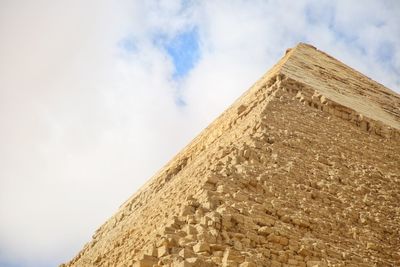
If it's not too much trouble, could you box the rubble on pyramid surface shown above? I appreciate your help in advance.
[62,43,400,267]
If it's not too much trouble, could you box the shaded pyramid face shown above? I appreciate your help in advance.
[63,43,400,267]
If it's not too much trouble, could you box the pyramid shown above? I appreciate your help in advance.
[62,43,400,267]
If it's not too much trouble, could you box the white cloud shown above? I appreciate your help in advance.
[0,1,399,266]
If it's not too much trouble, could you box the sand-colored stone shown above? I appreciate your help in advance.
[61,43,400,267]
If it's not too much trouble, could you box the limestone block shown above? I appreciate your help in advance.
[200,216,211,226]
[179,248,195,258]
[203,197,220,210]
[163,226,177,234]
[157,236,177,248]
[254,216,275,226]
[210,244,225,252]
[231,213,246,224]
[306,260,327,267]
[279,236,289,246]
[92,255,101,264]
[288,241,300,252]
[233,191,248,202]
[267,233,282,244]
[291,217,310,228]
[193,241,210,253]
[181,205,195,216]
[258,226,272,236]
[157,245,170,257]
[270,260,282,267]
[186,257,207,267]
[366,242,380,251]
[239,262,256,267]
[298,246,312,257]
[260,248,270,257]
[326,248,342,259]
[184,224,197,235]
[205,175,219,185]
[277,253,288,263]
[222,248,245,265]
[208,211,222,223]
[320,95,327,104]
[134,255,157,267]
[222,260,239,267]
[233,239,242,250]
[217,185,228,194]
[146,245,158,257]
[237,105,247,115]
[211,255,222,265]
[246,231,259,243]
[174,259,193,267]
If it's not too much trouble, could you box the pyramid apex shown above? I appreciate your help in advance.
[283,42,317,55]
[295,42,318,49]
[274,42,400,131]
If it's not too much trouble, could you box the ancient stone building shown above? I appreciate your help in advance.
[62,43,400,267]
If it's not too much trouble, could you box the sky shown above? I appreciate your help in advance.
[0,1,399,266]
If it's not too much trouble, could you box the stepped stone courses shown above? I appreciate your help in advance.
[62,43,400,267]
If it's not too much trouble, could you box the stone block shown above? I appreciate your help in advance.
[175,259,193,267]
[222,248,244,265]
[157,245,169,257]
[134,255,157,267]
[179,247,195,258]
[258,226,272,236]
[254,216,275,227]
[206,175,219,185]
[181,205,195,216]
[267,233,281,244]
[298,246,312,257]
[306,261,327,267]
[279,236,289,246]
[239,262,256,267]
[193,241,210,253]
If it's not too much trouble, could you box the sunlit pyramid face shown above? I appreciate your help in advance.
[62,43,400,267]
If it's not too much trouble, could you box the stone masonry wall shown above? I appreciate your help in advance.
[63,44,400,267]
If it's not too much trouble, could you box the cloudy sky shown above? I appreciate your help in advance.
[0,1,399,266]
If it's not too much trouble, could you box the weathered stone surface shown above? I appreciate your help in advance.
[62,43,400,267]
[134,255,157,267]
[193,241,210,253]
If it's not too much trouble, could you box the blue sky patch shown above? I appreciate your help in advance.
[376,42,394,63]
[305,3,335,28]
[118,37,137,53]
[0,260,27,267]
[375,42,399,76]
[164,28,200,78]
[174,95,187,107]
